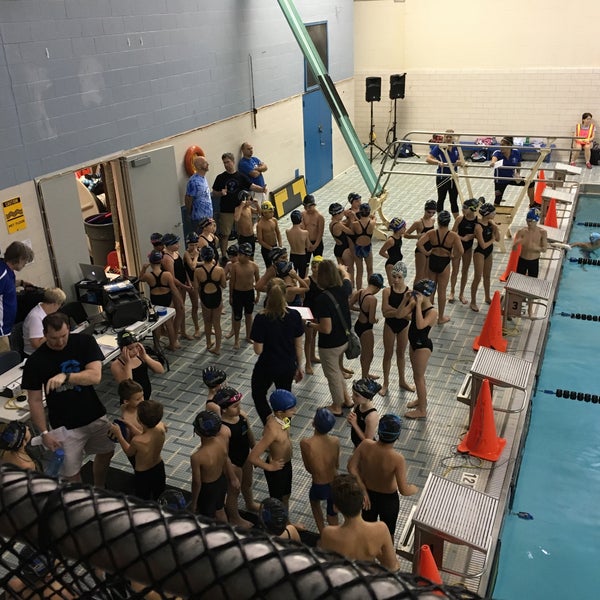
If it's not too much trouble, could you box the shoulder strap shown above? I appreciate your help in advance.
[324,290,350,333]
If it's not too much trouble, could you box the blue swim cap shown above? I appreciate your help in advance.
[202,366,226,388]
[290,210,303,224]
[413,279,436,297]
[352,378,382,400]
[314,408,336,434]
[238,243,253,256]
[590,233,600,243]
[269,389,297,412]
[193,410,221,437]
[259,498,288,535]
[200,246,215,261]
[378,414,402,443]
[368,273,385,288]
[148,250,163,264]
[389,217,406,232]
[526,208,540,222]
[226,244,239,257]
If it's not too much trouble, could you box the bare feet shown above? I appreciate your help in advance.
[229,517,253,529]
[194,330,203,339]
[305,365,314,375]
[341,367,354,375]
[180,332,194,340]
[405,409,427,419]
[245,337,253,344]
[225,330,235,339]
[448,293,455,304]
[378,385,388,396]
[311,356,321,364]
[206,341,214,350]
[406,400,419,409]
[400,381,416,392]
[460,296,468,305]
[470,303,479,312]
[208,346,221,355]
[233,340,240,350]
[367,373,380,380]
[166,343,180,351]
[485,297,492,305]
[438,316,451,324]
[245,501,261,513]
[325,405,344,417]
[343,371,353,380]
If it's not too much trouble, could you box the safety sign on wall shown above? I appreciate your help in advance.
[3,197,26,233]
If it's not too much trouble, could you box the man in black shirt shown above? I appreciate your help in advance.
[22,312,114,486]
[212,152,267,259]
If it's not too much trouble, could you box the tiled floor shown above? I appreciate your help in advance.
[96,154,597,592]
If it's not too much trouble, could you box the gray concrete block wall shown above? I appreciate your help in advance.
[0,0,354,189]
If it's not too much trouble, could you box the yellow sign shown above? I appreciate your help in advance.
[3,197,26,233]
[270,176,307,219]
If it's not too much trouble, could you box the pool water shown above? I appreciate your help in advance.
[493,196,600,599]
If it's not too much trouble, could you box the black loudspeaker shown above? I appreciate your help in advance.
[365,77,382,102]
[390,73,406,99]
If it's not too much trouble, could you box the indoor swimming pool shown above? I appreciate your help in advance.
[493,195,600,599]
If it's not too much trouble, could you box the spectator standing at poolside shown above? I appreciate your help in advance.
[426,129,462,217]
[490,136,535,207]
[239,142,268,201]
[184,156,212,231]
[0,241,34,352]
[23,312,114,486]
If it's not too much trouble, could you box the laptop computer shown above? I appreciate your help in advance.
[79,263,109,284]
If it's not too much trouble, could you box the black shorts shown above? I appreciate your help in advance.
[197,473,227,518]
[134,461,166,501]
[232,289,255,321]
[264,460,292,500]
[516,256,539,278]
[290,253,308,278]
[494,179,535,204]
[362,488,400,538]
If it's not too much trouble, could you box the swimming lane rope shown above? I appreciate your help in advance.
[542,389,600,402]
[568,257,600,265]
[558,312,600,321]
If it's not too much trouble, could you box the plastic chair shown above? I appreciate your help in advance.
[106,250,121,274]
[0,350,22,375]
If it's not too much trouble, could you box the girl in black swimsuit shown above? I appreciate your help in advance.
[140,250,180,350]
[183,232,202,338]
[379,217,406,285]
[471,203,500,312]
[197,217,220,264]
[347,378,381,447]
[193,246,226,355]
[329,202,355,288]
[450,198,480,305]
[381,261,414,396]
[406,279,438,420]
[350,273,384,379]
[405,200,437,284]
[351,203,376,291]
[417,211,463,324]
[162,233,192,340]
[302,257,322,374]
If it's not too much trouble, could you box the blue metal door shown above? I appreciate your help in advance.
[303,89,332,193]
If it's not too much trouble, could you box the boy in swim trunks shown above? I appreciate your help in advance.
[286,209,310,278]
[319,474,400,572]
[248,389,297,510]
[301,195,325,263]
[513,208,548,278]
[190,409,236,522]
[111,399,167,501]
[256,201,282,268]
[347,414,418,539]
[229,242,260,349]
[300,408,340,533]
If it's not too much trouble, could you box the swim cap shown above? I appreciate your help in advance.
[0,421,27,451]
[438,211,451,226]
[463,198,479,211]
[193,410,221,437]
[378,414,402,443]
[479,203,496,217]
[526,208,540,222]
[590,233,600,243]
[148,250,163,264]
[162,233,180,247]
[352,378,382,400]
[158,489,187,512]
[303,194,316,207]
[368,273,385,288]
[238,243,253,256]
[18,546,51,581]
[186,232,199,244]
[200,246,215,261]
[413,279,436,297]
[150,232,164,246]
[425,200,437,212]
[348,192,361,203]
[117,330,137,348]
[269,389,297,412]
[275,261,293,277]
[261,201,274,211]
[388,217,406,232]
[259,498,288,535]
[198,217,214,231]
[359,203,371,217]
[314,408,336,434]
[329,202,344,216]
[202,366,227,388]
[268,247,286,263]
[226,244,239,257]
[213,386,243,408]
[290,210,303,224]
[476,196,486,206]
[311,255,324,264]
[392,261,407,279]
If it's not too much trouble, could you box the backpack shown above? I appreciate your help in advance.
[470,150,487,162]
[396,141,417,159]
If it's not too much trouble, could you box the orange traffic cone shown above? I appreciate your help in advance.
[417,544,443,593]
[473,291,507,352]
[499,240,521,282]
[533,169,545,206]
[458,379,506,461]
[544,197,558,228]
